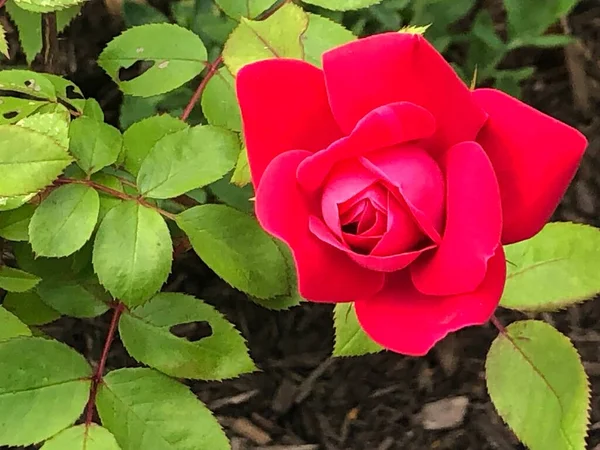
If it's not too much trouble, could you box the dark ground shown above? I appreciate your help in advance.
[3,1,600,449]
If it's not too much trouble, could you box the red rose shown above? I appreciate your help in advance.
[236,33,587,355]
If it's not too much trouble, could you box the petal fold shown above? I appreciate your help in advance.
[355,246,506,356]
[255,150,385,302]
[237,59,343,187]
[473,88,588,244]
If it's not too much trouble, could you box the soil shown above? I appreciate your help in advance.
[3,1,600,449]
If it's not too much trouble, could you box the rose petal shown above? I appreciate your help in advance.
[473,88,588,244]
[371,193,423,256]
[256,150,385,302]
[297,102,436,191]
[410,141,502,296]
[322,33,487,148]
[361,145,445,241]
[309,216,432,272]
[237,59,343,187]
[355,246,506,356]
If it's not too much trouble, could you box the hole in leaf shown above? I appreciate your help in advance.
[118,60,155,82]
[65,85,84,99]
[169,321,212,342]
[24,79,33,88]
[3,111,19,119]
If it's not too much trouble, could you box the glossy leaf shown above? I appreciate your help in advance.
[486,320,589,450]
[36,276,110,318]
[0,203,36,240]
[302,13,356,67]
[201,68,241,132]
[0,69,56,100]
[16,112,70,148]
[0,307,31,341]
[122,114,187,176]
[215,0,275,19]
[41,424,121,450]
[177,204,288,298]
[0,23,8,58]
[120,293,256,379]
[230,147,251,187]
[96,368,230,450]
[0,337,91,446]
[2,291,61,326]
[29,184,99,257]
[0,125,71,197]
[137,125,239,199]
[93,201,172,306]
[333,303,384,357]
[98,23,207,97]
[223,2,308,75]
[0,98,48,125]
[0,266,41,292]
[502,223,600,311]
[69,117,123,174]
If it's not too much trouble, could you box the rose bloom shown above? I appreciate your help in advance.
[236,32,587,355]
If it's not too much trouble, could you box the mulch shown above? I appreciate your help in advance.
[3,1,600,449]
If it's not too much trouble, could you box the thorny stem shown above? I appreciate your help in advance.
[180,0,293,121]
[84,302,125,427]
[54,177,178,221]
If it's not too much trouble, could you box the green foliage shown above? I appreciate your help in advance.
[137,125,239,199]
[0,306,32,340]
[504,0,578,39]
[0,201,36,242]
[119,293,256,379]
[93,201,172,306]
[3,291,61,325]
[486,321,589,450]
[98,23,208,97]
[208,175,254,213]
[0,266,41,292]
[302,13,356,67]
[36,275,110,318]
[333,303,383,357]
[230,147,251,187]
[69,117,123,174]
[0,337,91,446]
[122,114,187,176]
[302,0,383,10]
[223,2,308,75]
[29,184,99,257]
[96,368,230,450]
[177,204,289,298]
[201,68,241,132]
[0,125,72,196]
[215,0,276,19]
[501,223,600,312]
[41,424,121,450]
[13,0,83,14]
[0,70,57,100]
[0,23,8,58]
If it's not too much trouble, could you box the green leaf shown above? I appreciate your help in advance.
[0,69,56,100]
[82,98,104,120]
[508,34,575,50]
[177,204,288,298]
[17,112,70,148]
[13,241,89,281]
[120,293,256,379]
[42,73,85,113]
[223,3,308,75]
[98,23,208,97]
[486,320,589,450]
[123,1,168,27]
[249,242,302,310]
[0,203,36,240]
[137,125,239,199]
[0,193,37,212]
[96,368,230,450]
[69,117,123,174]
[333,303,383,357]
[0,125,72,196]
[36,276,110,318]
[230,147,251,187]
[215,0,275,19]
[0,22,9,58]
[122,114,187,177]
[505,0,578,39]
[13,0,85,14]
[91,173,124,221]
[0,337,92,446]
[29,184,99,257]
[0,98,48,125]
[201,68,241,132]
[302,0,383,10]
[0,266,41,292]
[302,13,356,67]
[501,223,600,312]
[209,176,254,213]
[0,306,31,341]
[2,291,61,325]
[5,3,41,63]
[41,424,121,450]
[93,201,172,307]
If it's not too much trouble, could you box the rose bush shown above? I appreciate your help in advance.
[236,32,587,356]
